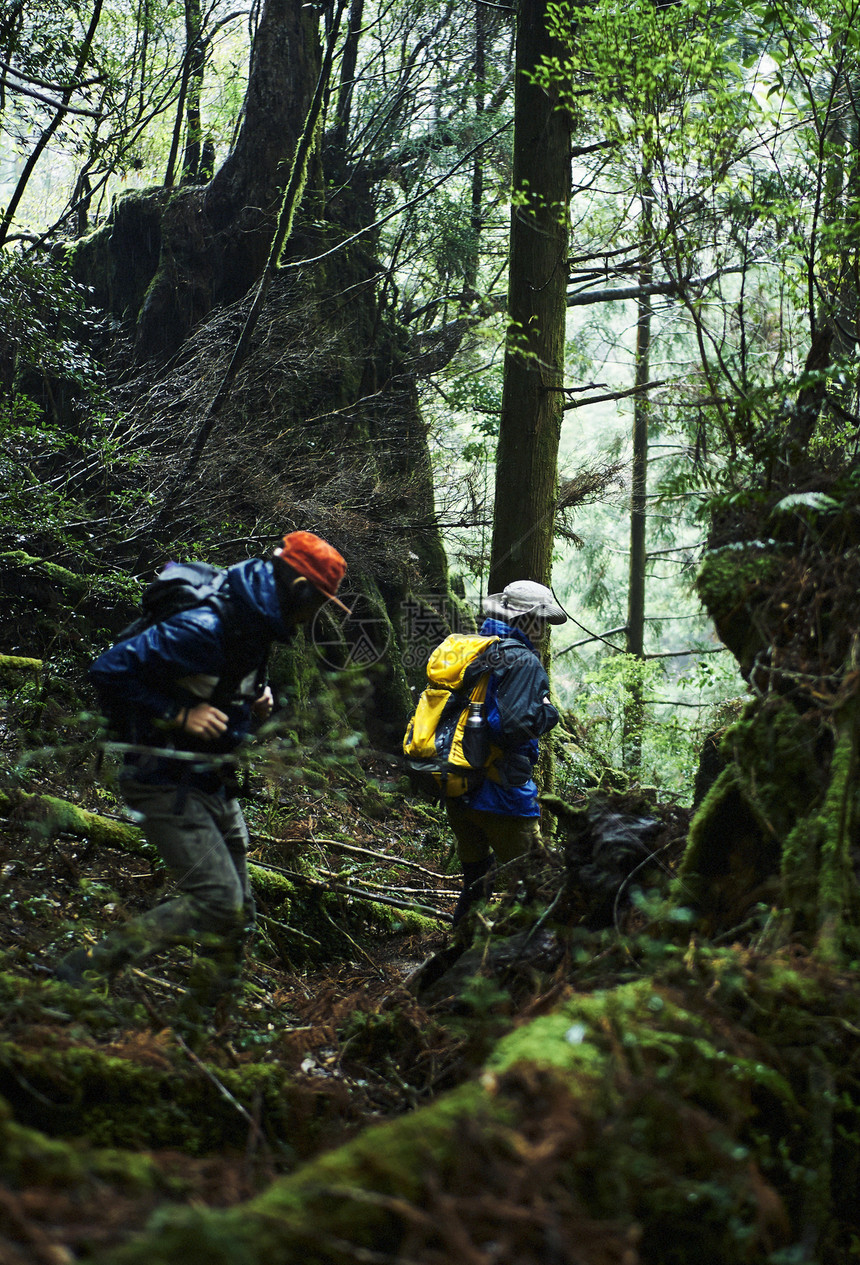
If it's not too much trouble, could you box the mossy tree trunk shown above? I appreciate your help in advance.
[132,0,321,358]
[680,491,860,960]
[488,0,570,595]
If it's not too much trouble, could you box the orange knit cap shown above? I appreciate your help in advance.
[279,532,349,611]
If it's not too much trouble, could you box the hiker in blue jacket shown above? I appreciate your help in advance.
[447,580,566,926]
[56,532,348,1001]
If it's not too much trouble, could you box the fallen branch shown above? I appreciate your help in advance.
[331,877,459,899]
[250,859,449,920]
[0,790,148,851]
[258,913,321,947]
[312,837,448,880]
[321,881,448,921]
[0,655,42,673]
[313,864,457,899]
[0,550,93,594]
[254,832,447,880]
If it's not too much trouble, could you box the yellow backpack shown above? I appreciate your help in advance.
[403,633,506,796]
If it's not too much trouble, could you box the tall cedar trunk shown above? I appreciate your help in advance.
[488,0,570,593]
[180,0,204,183]
[135,0,320,358]
[623,176,653,768]
[203,0,318,234]
[331,0,364,152]
[821,55,859,423]
[465,0,486,297]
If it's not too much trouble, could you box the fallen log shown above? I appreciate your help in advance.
[0,791,148,852]
[0,655,42,674]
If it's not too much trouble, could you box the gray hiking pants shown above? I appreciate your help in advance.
[89,780,255,976]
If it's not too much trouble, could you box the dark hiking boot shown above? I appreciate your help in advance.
[54,947,98,988]
[54,932,136,988]
[451,854,496,927]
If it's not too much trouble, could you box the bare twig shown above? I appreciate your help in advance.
[250,858,451,920]
[310,836,447,879]
[174,1032,269,1151]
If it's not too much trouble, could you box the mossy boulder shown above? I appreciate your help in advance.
[696,542,787,678]
[97,953,860,1265]
[0,1091,167,1192]
[0,1033,299,1155]
[677,693,860,955]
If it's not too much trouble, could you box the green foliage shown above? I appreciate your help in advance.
[560,650,734,797]
[543,0,753,166]
[535,0,860,597]
[0,252,102,395]
[0,0,251,237]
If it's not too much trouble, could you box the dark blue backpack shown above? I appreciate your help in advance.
[117,561,232,642]
[112,561,268,716]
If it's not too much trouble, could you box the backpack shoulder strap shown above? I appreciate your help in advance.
[468,635,524,678]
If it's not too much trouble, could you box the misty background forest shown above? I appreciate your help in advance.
[3,0,860,1260]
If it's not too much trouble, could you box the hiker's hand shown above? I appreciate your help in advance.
[179,704,229,740]
[252,686,273,720]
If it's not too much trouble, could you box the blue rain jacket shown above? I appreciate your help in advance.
[90,557,294,786]
[464,617,560,818]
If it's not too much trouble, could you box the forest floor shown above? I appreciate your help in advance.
[0,740,488,1263]
[5,718,860,1263]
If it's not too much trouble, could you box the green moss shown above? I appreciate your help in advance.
[0,1039,296,1155]
[0,1092,169,1192]
[105,1082,502,1265]
[0,654,42,673]
[809,711,860,959]
[488,979,793,1104]
[675,694,860,947]
[248,864,296,904]
[100,964,826,1265]
[696,542,783,602]
[69,187,167,318]
[0,791,148,852]
[0,550,92,593]
[696,543,786,672]
[725,700,824,836]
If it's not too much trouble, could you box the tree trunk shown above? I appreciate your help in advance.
[134,0,321,358]
[488,0,570,594]
[623,174,653,769]
[465,0,486,297]
[330,0,364,153]
[180,0,205,184]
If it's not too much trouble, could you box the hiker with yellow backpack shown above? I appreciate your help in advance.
[404,580,566,926]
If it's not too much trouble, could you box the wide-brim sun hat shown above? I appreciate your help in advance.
[481,580,567,625]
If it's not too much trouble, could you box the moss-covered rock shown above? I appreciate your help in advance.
[677,693,860,955]
[696,542,787,678]
[96,949,860,1265]
[0,1090,169,1192]
[0,1035,299,1155]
